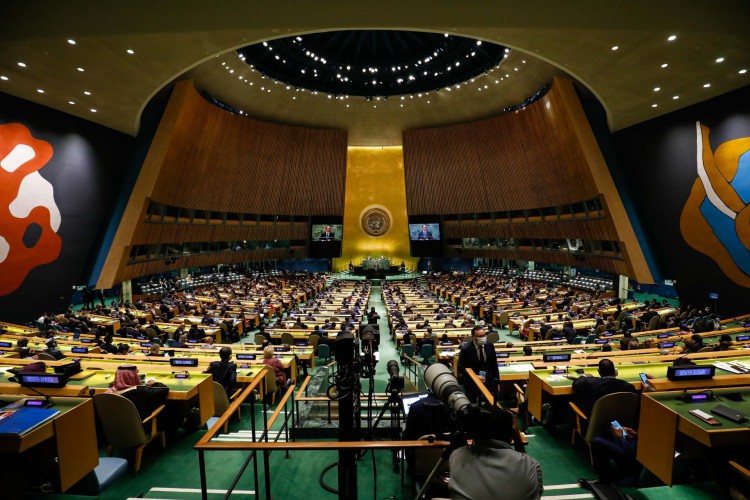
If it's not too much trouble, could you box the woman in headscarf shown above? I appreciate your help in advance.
[106,365,172,425]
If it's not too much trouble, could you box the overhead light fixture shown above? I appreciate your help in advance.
[653,87,661,92]
[703,83,711,88]
[0,75,7,81]
[77,67,84,72]
[84,90,91,95]
[715,57,725,63]
[90,108,97,112]
[17,62,26,67]
[667,35,677,41]
[651,104,658,108]
[67,39,76,45]
[611,46,619,51]
[672,95,679,100]
[36,89,44,93]
[661,63,668,68]
[68,100,75,105]
[126,49,134,55]
[740,69,748,74]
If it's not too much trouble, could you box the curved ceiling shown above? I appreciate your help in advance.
[1,1,749,147]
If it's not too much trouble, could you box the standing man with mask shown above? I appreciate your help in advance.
[458,325,499,403]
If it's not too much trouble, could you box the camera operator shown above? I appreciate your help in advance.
[402,390,455,474]
[448,406,543,500]
[457,325,499,403]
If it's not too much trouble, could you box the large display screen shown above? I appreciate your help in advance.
[312,224,343,242]
[409,223,441,241]
[309,217,343,258]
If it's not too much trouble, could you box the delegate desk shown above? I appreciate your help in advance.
[67,370,214,425]
[638,389,750,486]
[526,356,750,421]
[0,395,98,492]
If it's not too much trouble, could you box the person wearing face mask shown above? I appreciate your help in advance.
[457,325,500,403]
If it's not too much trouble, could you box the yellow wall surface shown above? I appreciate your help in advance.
[333,147,416,272]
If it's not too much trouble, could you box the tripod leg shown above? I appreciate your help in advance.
[413,455,446,500]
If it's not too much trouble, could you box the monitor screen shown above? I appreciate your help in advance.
[667,365,715,381]
[18,372,68,388]
[236,353,257,360]
[409,223,441,241]
[402,393,429,416]
[312,224,343,242]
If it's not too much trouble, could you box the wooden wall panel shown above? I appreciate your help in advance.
[403,80,598,215]
[131,223,308,245]
[452,248,630,276]
[443,218,618,241]
[118,248,302,282]
[152,81,347,215]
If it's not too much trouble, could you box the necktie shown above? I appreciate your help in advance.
[479,346,485,364]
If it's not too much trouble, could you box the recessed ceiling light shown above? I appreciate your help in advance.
[68,101,75,105]
[126,49,134,55]
[740,69,748,74]
[83,91,91,95]
[703,83,711,88]
[667,35,677,41]
[67,39,76,45]
[653,87,661,92]
[17,62,26,67]
[661,63,669,68]
[611,45,619,51]
[0,75,7,81]
[36,89,44,93]
[672,95,679,100]
[77,67,84,72]
[716,57,725,63]
[651,104,658,108]
[90,108,97,112]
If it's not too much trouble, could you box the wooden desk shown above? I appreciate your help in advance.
[638,389,750,486]
[0,395,98,492]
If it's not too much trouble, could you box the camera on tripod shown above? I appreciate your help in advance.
[386,359,404,391]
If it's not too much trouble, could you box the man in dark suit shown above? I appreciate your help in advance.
[572,358,636,417]
[416,224,433,240]
[457,325,500,403]
[205,347,237,395]
[319,225,335,241]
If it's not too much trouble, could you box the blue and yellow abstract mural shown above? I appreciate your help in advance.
[680,122,750,287]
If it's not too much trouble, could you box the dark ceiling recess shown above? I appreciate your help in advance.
[237,30,508,97]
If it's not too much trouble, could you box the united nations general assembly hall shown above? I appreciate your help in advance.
[2,3,750,500]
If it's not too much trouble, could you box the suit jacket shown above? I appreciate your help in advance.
[417,230,433,240]
[457,341,500,401]
[572,376,636,417]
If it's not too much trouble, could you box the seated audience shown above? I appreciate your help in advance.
[205,346,237,394]
[262,345,287,387]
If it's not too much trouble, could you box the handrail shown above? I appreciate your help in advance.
[267,380,296,428]
[195,438,449,451]
[195,366,268,447]
[296,374,312,396]
[465,368,495,406]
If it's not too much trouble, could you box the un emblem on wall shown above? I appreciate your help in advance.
[360,206,392,237]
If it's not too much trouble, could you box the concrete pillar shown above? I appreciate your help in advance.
[527,261,535,271]
[563,266,572,277]
[180,268,188,279]
[618,275,629,299]
[122,279,132,303]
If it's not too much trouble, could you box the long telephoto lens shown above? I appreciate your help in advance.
[424,363,472,416]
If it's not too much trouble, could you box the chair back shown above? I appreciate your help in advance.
[212,381,230,416]
[697,346,714,353]
[36,353,56,360]
[496,311,510,327]
[281,332,295,346]
[401,344,414,359]
[585,334,597,344]
[263,367,278,394]
[615,311,627,324]
[318,343,330,361]
[486,332,499,344]
[647,315,660,331]
[585,392,640,443]
[308,334,320,352]
[571,336,585,345]
[165,339,176,347]
[254,334,266,345]
[93,393,147,449]
[419,343,434,359]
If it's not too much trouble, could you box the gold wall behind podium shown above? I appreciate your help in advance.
[334,147,416,272]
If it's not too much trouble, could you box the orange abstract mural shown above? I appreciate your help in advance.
[0,123,61,295]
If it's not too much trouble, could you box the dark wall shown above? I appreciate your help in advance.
[614,84,750,316]
[0,92,134,323]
